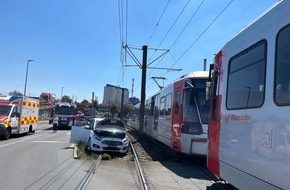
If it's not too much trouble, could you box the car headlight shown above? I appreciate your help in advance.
[123,137,129,144]
[93,134,102,141]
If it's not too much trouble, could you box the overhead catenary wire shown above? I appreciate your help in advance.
[125,0,128,46]
[118,0,124,86]
[163,0,234,77]
[117,0,123,86]
[148,0,191,62]
[118,0,123,47]
[136,0,234,98]
[147,0,171,45]
[178,0,234,62]
[169,0,205,50]
[123,0,128,87]
[145,0,203,89]
[117,0,129,86]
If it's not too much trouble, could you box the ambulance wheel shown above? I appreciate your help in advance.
[29,125,35,133]
[3,128,11,140]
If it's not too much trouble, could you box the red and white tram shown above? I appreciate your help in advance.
[207,1,290,189]
[133,71,210,156]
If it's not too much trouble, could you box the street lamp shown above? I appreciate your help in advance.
[24,60,34,96]
[61,87,64,100]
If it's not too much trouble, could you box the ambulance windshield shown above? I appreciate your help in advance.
[0,105,12,116]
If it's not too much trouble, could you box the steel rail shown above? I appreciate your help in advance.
[76,154,103,190]
[129,140,149,190]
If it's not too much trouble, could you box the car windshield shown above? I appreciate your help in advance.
[97,119,125,128]
[94,129,126,139]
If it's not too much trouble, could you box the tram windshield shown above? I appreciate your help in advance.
[183,79,209,124]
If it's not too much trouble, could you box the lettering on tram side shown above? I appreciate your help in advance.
[224,113,252,123]
[172,124,179,136]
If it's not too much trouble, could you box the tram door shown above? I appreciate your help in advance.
[171,80,184,152]
[208,51,223,176]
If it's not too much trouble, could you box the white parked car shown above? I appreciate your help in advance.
[70,118,129,154]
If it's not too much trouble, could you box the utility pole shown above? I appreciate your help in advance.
[139,45,147,133]
[91,92,94,117]
[120,88,124,121]
[61,87,64,101]
[24,60,34,96]
[124,44,180,134]
[131,78,134,97]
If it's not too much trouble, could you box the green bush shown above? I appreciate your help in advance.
[77,143,99,160]
[102,153,111,160]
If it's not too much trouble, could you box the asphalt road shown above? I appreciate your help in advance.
[0,123,93,190]
[0,124,232,190]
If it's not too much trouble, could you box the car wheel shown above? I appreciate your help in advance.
[3,128,11,140]
[86,138,92,152]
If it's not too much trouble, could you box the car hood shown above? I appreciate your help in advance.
[94,125,126,133]
[93,125,126,139]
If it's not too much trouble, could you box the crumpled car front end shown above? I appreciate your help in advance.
[89,126,129,154]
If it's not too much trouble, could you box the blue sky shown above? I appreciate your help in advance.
[0,0,279,103]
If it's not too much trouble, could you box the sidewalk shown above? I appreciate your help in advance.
[38,120,49,124]
[85,160,215,190]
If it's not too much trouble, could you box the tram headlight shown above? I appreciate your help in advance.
[182,122,203,135]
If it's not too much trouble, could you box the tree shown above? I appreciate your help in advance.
[9,91,23,96]
[39,96,46,105]
[123,103,133,118]
[110,103,118,118]
[81,99,90,105]
[61,95,72,103]
[92,100,99,111]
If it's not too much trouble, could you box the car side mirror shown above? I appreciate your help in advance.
[84,125,91,129]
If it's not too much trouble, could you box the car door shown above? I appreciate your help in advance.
[70,124,92,144]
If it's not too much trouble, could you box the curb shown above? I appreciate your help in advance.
[73,144,78,159]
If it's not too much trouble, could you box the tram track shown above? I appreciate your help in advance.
[75,127,236,190]
[76,132,151,190]
[129,140,149,190]
[77,154,103,190]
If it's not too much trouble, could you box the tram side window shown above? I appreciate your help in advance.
[160,96,165,116]
[227,40,266,109]
[211,71,219,122]
[155,94,160,117]
[154,94,160,129]
[275,24,290,106]
[175,91,181,114]
[145,100,151,117]
[165,93,172,116]
[150,98,155,116]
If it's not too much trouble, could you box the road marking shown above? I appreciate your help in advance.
[31,141,68,143]
[0,134,45,148]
